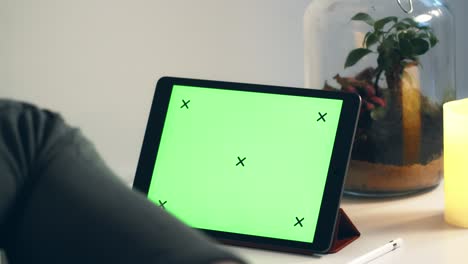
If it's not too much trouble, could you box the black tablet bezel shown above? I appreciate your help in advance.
[133,76,361,254]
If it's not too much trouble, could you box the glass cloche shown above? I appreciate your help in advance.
[304,0,455,197]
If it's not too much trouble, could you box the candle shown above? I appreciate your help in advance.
[444,98,468,228]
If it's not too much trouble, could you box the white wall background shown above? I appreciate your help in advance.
[0,0,466,184]
[0,0,311,182]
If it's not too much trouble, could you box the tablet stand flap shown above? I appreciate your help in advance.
[327,208,360,254]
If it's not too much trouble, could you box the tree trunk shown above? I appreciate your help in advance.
[386,64,422,165]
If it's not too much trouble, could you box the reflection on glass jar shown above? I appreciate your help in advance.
[304,0,455,197]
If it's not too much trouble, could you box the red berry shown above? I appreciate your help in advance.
[369,96,386,107]
[364,84,376,96]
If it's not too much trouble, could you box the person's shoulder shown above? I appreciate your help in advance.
[0,98,22,109]
[0,99,67,137]
[0,99,40,112]
[0,99,59,120]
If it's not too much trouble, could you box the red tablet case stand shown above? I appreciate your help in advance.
[327,208,361,253]
[221,208,359,255]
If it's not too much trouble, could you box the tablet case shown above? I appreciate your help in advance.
[327,208,360,253]
[219,208,359,254]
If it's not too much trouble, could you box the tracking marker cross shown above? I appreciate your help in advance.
[294,217,304,227]
[158,200,167,209]
[317,112,327,122]
[236,156,246,167]
[181,99,190,109]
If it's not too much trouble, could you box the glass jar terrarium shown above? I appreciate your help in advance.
[304,0,455,197]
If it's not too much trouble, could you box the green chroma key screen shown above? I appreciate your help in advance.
[147,84,343,243]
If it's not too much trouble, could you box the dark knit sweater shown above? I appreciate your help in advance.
[0,100,244,264]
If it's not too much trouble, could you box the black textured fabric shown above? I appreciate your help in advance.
[0,100,244,264]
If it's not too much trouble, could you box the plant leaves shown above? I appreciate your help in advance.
[411,38,430,55]
[345,48,373,68]
[366,32,379,48]
[400,18,419,27]
[399,30,417,41]
[377,55,390,71]
[374,16,398,31]
[429,32,439,47]
[351,12,375,26]
[380,37,396,52]
[418,32,430,39]
[362,32,371,47]
[399,38,413,57]
[395,21,411,30]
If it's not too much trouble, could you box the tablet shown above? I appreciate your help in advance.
[133,77,361,254]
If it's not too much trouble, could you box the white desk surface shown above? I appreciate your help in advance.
[227,182,468,263]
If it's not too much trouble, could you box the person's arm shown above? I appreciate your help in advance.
[0,100,245,264]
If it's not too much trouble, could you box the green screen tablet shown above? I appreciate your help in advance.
[133,77,360,254]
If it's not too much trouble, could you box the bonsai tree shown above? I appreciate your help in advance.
[324,13,440,164]
[326,12,439,117]
[323,13,448,195]
[345,13,438,95]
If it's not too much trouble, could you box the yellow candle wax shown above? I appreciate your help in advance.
[444,98,468,228]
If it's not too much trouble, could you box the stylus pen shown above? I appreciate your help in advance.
[347,238,403,264]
